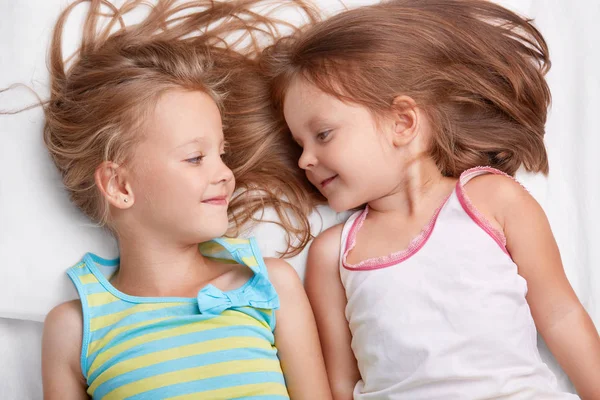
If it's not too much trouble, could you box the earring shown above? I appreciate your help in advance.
[123,198,128,203]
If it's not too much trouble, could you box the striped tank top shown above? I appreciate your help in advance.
[67,237,289,399]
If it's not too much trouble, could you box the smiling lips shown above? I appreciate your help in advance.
[321,175,338,188]
[202,196,228,205]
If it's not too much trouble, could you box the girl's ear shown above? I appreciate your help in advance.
[94,161,135,209]
[390,95,420,147]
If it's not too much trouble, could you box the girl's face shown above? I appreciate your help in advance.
[283,78,404,212]
[125,90,234,244]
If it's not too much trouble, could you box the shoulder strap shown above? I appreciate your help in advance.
[66,255,118,379]
[455,167,516,255]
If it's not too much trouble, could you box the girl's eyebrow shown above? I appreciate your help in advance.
[175,137,206,149]
[306,116,328,131]
[176,136,226,150]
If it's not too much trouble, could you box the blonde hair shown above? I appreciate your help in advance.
[262,0,551,179]
[11,0,322,256]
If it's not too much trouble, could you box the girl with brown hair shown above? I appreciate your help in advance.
[260,0,600,398]
[27,0,331,398]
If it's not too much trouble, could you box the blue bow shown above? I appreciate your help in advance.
[197,274,280,316]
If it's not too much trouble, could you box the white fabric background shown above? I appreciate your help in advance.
[0,0,598,398]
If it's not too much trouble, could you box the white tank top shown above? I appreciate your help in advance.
[339,167,579,399]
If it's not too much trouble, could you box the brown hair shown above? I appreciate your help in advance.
[262,0,551,180]
[6,0,321,256]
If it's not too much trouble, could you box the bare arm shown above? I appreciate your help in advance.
[266,257,332,400]
[468,175,600,399]
[305,225,360,400]
[42,300,89,400]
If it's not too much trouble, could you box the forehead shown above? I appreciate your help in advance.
[283,77,380,132]
[283,78,346,126]
[146,90,223,145]
[284,77,334,111]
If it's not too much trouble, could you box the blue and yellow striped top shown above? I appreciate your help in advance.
[67,237,289,399]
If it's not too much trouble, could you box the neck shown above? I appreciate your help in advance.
[368,157,456,217]
[111,229,209,297]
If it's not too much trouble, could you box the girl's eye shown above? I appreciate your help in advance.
[316,130,332,142]
[185,155,205,164]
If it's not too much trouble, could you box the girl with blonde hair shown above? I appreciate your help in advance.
[21,0,331,398]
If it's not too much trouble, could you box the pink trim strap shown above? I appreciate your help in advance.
[342,194,451,271]
[455,166,518,255]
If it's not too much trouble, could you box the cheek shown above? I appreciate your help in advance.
[346,149,391,188]
[133,163,200,204]
[133,164,168,195]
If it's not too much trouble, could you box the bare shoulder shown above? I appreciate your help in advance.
[263,257,302,291]
[465,173,529,202]
[43,300,89,397]
[43,300,84,376]
[263,258,309,320]
[44,299,83,338]
[309,223,345,267]
[304,223,345,297]
[463,173,534,226]
[43,300,83,361]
